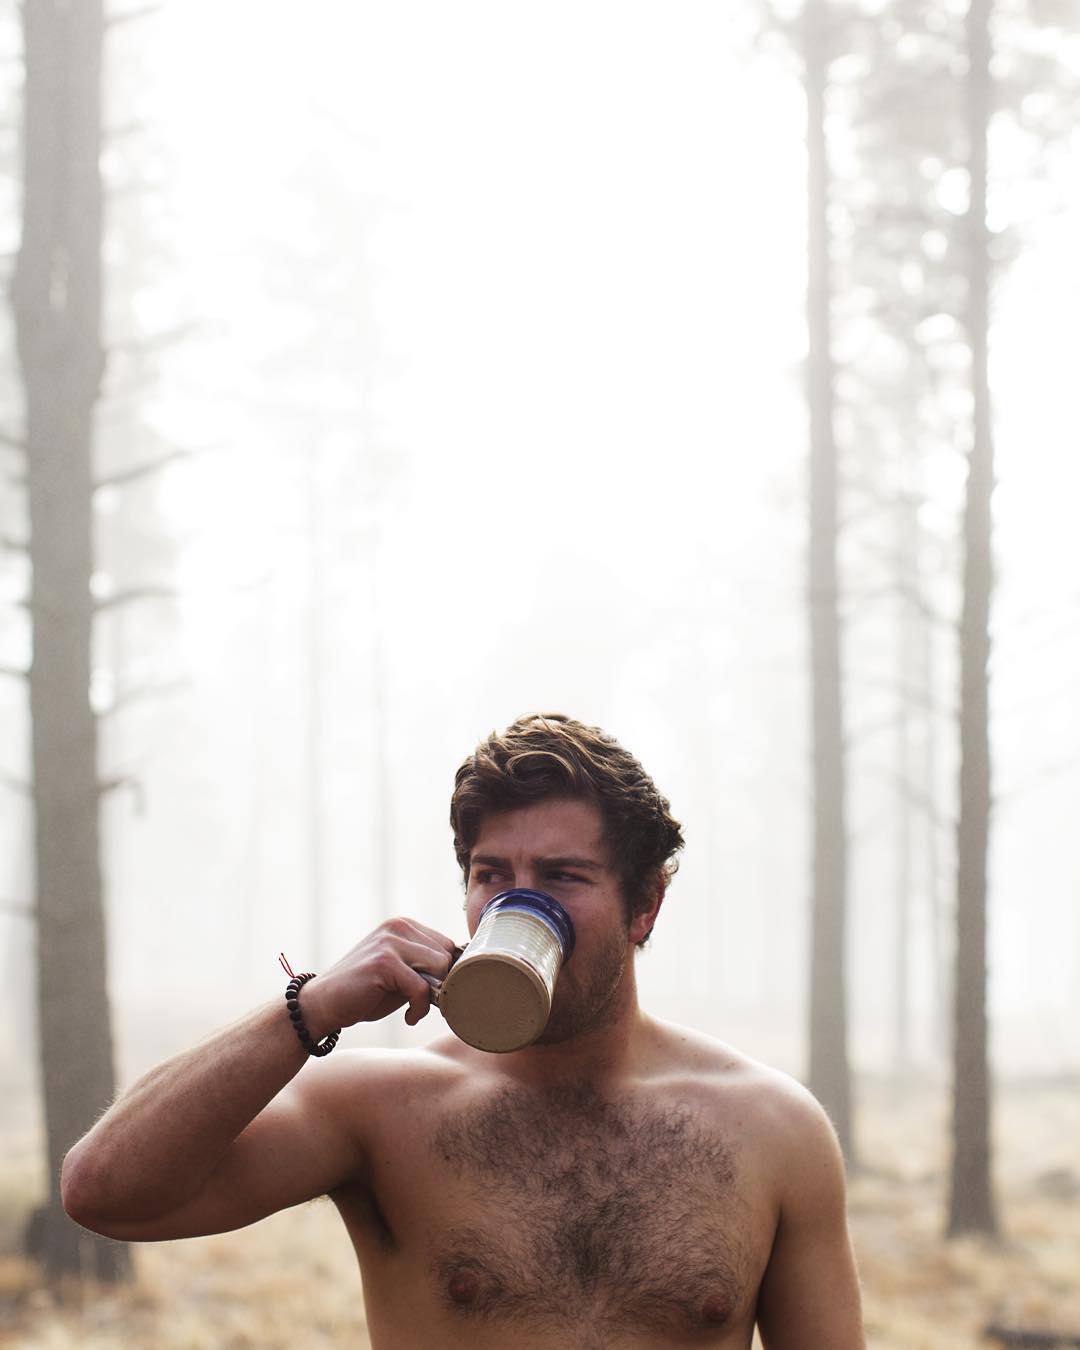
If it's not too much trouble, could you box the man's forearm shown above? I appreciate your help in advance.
[61,997,310,1225]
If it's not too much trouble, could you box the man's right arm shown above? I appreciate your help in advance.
[61,917,458,1242]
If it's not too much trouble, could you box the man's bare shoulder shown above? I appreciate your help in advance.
[300,1034,472,1099]
[643,1017,842,1158]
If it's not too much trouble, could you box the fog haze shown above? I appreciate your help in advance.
[3,0,1079,1121]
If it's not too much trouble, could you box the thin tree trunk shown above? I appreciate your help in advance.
[306,443,326,967]
[948,0,999,1240]
[804,0,853,1163]
[891,480,921,1082]
[12,0,130,1280]
[923,596,948,1067]
[892,519,914,1084]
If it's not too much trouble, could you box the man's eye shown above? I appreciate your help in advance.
[548,872,584,884]
[474,870,500,885]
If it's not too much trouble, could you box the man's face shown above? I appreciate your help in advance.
[464,797,645,1043]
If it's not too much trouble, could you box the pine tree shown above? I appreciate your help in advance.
[11,0,130,1280]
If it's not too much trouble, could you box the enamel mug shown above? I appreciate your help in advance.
[428,889,576,1053]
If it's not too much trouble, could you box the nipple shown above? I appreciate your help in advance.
[447,1268,480,1305]
[702,1293,732,1325]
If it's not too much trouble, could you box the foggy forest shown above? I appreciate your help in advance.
[1,0,1079,1346]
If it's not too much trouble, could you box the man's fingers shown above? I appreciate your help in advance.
[379,926,460,1027]
[403,993,432,1026]
[383,917,459,955]
[400,964,443,1026]
[388,938,456,986]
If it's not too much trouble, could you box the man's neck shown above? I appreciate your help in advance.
[493,964,651,1088]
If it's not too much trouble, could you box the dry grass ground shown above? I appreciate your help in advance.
[1,1078,1078,1348]
[852,1078,1080,1349]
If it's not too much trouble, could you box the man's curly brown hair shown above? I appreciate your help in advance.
[450,713,684,946]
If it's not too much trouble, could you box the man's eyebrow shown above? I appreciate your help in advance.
[469,853,607,872]
[540,855,607,872]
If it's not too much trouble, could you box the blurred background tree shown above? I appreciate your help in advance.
[12,0,130,1281]
[950,0,999,1242]
[802,0,856,1167]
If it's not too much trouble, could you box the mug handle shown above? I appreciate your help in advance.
[417,945,465,1005]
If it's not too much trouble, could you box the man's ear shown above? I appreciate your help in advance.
[628,882,665,945]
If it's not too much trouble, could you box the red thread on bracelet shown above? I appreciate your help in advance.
[278,952,297,979]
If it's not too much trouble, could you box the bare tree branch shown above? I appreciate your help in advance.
[99,324,203,402]
[863,763,953,833]
[998,755,1080,808]
[0,899,35,921]
[1,534,28,552]
[102,372,160,405]
[845,582,956,631]
[110,321,204,358]
[0,427,27,453]
[2,774,32,797]
[847,670,956,721]
[94,586,179,613]
[103,677,190,717]
[106,118,149,141]
[844,711,905,753]
[94,447,200,492]
[98,774,146,814]
[0,665,29,681]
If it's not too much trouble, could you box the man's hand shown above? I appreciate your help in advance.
[300,917,460,1034]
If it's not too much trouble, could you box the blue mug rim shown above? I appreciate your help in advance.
[479,888,576,959]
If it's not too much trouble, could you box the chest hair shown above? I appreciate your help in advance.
[428,1081,751,1336]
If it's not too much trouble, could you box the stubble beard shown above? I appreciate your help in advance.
[536,925,631,1045]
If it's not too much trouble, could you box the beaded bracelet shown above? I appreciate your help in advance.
[280,957,341,1057]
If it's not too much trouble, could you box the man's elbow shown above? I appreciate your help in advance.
[60,1139,130,1235]
[61,1140,104,1229]
[60,1137,207,1243]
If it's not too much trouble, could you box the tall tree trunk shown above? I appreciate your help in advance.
[948,0,999,1240]
[12,0,130,1280]
[804,0,853,1163]
[306,442,326,967]
[923,598,948,1068]
[891,470,932,1082]
[891,491,916,1084]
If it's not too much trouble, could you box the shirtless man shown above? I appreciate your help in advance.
[63,713,865,1349]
